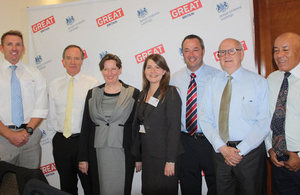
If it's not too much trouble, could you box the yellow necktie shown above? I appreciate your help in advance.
[63,77,74,138]
[219,75,232,143]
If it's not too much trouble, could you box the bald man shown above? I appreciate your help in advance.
[200,38,270,195]
[265,32,300,195]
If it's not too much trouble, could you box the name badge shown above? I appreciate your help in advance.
[148,96,159,107]
[139,125,146,133]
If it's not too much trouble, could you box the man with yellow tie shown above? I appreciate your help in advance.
[200,38,270,195]
[48,45,99,195]
[0,30,48,169]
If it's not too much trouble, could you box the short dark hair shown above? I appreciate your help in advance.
[181,34,205,50]
[62,45,84,60]
[99,54,122,71]
[1,30,23,45]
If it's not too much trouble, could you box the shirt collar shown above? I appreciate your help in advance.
[2,59,23,70]
[223,66,244,81]
[290,63,300,78]
[186,63,205,77]
[65,72,81,81]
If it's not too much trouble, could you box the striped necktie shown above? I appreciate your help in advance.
[271,72,291,160]
[219,75,232,143]
[63,77,74,138]
[10,65,24,127]
[186,73,197,135]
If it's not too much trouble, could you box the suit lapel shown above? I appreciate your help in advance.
[144,88,160,119]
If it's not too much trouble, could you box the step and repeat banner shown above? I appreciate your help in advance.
[28,0,254,194]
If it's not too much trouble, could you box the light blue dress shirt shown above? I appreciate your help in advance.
[171,64,220,133]
[199,67,270,155]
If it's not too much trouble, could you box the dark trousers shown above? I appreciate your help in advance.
[52,133,92,195]
[272,163,300,195]
[180,133,216,195]
[214,143,267,195]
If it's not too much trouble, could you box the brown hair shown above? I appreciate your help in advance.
[1,30,23,45]
[62,44,85,60]
[142,54,170,100]
[99,54,122,70]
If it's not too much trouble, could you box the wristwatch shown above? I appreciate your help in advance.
[26,127,34,135]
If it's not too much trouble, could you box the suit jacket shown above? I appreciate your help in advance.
[132,86,184,162]
[78,80,139,195]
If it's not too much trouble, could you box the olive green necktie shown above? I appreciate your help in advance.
[219,76,232,143]
[63,77,74,138]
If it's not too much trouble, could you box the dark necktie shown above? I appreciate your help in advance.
[219,76,232,143]
[186,73,197,135]
[271,71,291,160]
[10,65,24,127]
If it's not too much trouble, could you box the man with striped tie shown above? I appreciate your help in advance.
[0,30,48,169]
[171,34,219,195]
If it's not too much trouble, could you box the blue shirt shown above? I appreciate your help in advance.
[199,67,270,155]
[170,64,220,133]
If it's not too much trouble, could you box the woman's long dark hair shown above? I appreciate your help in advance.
[142,54,170,100]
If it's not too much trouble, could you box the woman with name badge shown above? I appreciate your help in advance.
[132,54,183,195]
[78,54,140,195]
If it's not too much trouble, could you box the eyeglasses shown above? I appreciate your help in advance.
[217,48,242,57]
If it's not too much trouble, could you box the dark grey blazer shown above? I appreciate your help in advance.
[132,86,184,162]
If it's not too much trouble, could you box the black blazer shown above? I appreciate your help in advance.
[132,86,184,162]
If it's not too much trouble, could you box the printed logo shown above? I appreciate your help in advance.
[137,8,148,18]
[83,49,88,59]
[32,16,55,33]
[99,51,109,60]
[66,16,75,25]
[216,1,229,13]
[96,8,124,27]
[170,0,202,20]
[40,128,56,146]
[35,55,42,65]
[135,44,165,64]
[213,40,248,62]
[40,163,57,177]
[216,1,242,21]
[179,48,183,56]
[65,16,85,32]
[136,7,160,25]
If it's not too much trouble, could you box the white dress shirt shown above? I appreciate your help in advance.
[0,59,48,125]
[265,63,300,156]
[48,72,99,134]
[200,67,270,155]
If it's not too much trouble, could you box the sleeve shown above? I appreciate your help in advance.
[199,78,226,153]
[78,89,95,162]
[31,71,48,118]
[47,84,57,131]
[166,87,182,162]
[131,91,143,162]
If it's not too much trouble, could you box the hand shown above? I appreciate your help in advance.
[79,161,88,175]
[219,145,243,166]
[135,162,142,172]
[284,152,300,172]
[7,129,29,147]
[268,148,284,167]
[164,162,175,177]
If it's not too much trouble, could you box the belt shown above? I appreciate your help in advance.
[226,141,242,148]
[181,132,205,139]
[56,132,80,138]
[7,124,28,129]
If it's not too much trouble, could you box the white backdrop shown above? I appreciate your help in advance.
[28,0,255,194]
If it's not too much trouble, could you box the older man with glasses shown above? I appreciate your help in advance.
[199,38,270,195]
